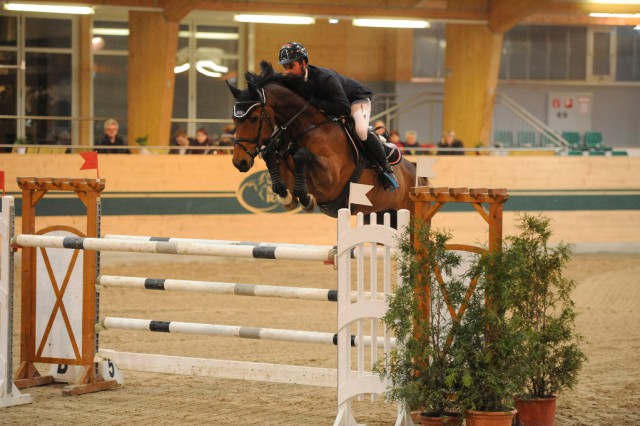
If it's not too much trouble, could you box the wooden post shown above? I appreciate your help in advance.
[13,178,116,395]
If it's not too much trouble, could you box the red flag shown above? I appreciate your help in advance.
[79,151,100,179]
[0,171,4,196]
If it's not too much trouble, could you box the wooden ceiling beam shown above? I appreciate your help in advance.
[489,0,552,33]
[195,1,489,21]
[163,0,202,22]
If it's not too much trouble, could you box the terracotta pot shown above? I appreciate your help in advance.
[465,409,517,426]
[419,413,463,425]
[515,396,557,426]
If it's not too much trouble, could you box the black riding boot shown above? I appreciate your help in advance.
[362,132,399,191]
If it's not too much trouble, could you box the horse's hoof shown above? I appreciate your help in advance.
[280,191,299,210]
[302,194,316,213]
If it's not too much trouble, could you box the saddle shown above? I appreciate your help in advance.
[342,118,403,167]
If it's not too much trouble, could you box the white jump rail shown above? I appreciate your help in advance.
[98,275,370,302]
[4,197,412,424]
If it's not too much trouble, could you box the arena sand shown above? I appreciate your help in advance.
[4,252,640,425]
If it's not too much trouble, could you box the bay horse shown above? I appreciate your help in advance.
[228,61,424,225]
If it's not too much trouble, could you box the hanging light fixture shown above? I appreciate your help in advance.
[3,2,94,14]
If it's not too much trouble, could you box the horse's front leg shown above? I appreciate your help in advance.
[264,151,298,210]
[292,148,316,213]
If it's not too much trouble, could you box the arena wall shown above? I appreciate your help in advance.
[2,154,639,245]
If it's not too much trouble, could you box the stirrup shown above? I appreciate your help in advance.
[382,171,399,191]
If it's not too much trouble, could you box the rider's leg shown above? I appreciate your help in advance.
[351,100,399,191]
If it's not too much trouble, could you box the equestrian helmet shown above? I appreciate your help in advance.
[278,42,308,65]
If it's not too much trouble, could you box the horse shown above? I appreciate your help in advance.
[227,61,424,225]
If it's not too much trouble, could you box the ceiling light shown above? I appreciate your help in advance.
[174,63,190,74]
[590,13,640,18]
[3,2,94,14]
[234,14,315,25]
[353,18,429,29]
[328,18,339,24]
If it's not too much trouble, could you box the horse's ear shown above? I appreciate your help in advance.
[225,80,242,100]
[226,80,242,100]
[259,61,274,77]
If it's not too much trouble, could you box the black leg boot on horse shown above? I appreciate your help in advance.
[362,132,399,191]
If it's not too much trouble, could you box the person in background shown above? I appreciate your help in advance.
[192,127,213,154]
[437,130,465,155]
[170,128,195,155]
[96,118,130,154]
[387,130,404,151]
[373,120,389,141]
[278,42,398,191]
[213,124,235,155]
[403,130,423,155]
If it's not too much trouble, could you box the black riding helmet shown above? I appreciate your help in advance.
[278,42,308,65]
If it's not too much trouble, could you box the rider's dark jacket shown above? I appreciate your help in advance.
[305,64,372,117]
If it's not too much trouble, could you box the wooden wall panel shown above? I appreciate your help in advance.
[253,21,409,82]
[3,154,639,245]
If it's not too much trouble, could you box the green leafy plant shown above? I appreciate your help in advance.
[375,221,466,419]
[15,137,28,145]
[449,247,528,413]
[135,134,149,146]
[504,214,587,399]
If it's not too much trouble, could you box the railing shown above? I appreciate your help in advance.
[372,92,570,151]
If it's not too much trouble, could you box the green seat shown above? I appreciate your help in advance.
[584,131,603,151]
[493,130,513,148]
[568,150,585,156]
[612,151,628,156]
[517,131,536,147]
[589,150,605,156]
[562,131,583,150]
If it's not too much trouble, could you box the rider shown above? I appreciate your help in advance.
[277,42,399,191]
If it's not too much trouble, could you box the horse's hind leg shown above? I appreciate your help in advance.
[292,148,316,213]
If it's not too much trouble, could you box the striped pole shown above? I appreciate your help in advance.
[103,234,395,260]
[13,234,335,262]
[98,275,354,302]
[101,317,395,348]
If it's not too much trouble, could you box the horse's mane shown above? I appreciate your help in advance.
[241,60,312,102]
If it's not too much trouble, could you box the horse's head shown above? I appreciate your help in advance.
[228,61,312,172]
[228,79,275,172]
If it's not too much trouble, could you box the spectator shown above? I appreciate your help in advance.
[213,124,235,155]
[170,128,195,155]
[403,130,426,155]
[437,130,465,155]
[387,130,404,151]
[192,127,213,154]
[373,120,389,141]
[96,118,130,154]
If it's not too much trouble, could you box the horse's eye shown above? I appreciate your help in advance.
[250,116,259,124]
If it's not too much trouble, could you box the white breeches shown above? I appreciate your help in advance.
[351,98,371,141]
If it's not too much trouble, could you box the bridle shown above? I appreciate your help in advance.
[233,88,309,159]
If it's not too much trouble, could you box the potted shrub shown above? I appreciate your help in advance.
[448,242,528,425]
[14,137,28,154]
[135,134,150,155]
[375,222,466,425]
[504,214,587,426]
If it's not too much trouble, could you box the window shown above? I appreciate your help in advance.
[0,15,74,147]
[412,23,446,79]
[170,23,240,143]
[92,20,129,145]
[616,26,640,82]
[587,27,616,81]
[500,26,586,81]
